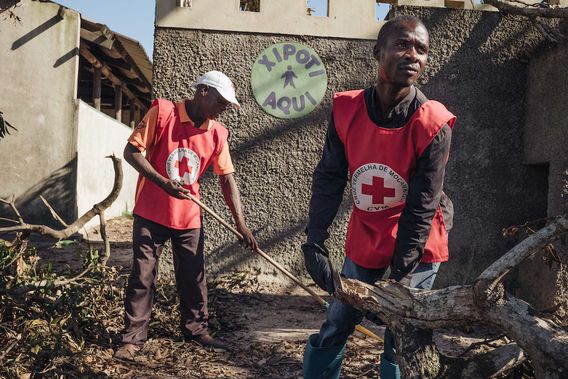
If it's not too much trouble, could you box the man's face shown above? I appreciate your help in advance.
[374,21,429,88]
[200,87,230,120]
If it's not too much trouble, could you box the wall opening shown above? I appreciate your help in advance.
[523,162,550,224]
[375,2,390,20]
[239,0,260,12]
[177,0,192,7]
[308,0,328,17]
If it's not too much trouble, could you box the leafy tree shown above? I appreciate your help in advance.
[1,0,22,25]
[0,1,20,140]
[0,111,17,140]
[239,0,260,12]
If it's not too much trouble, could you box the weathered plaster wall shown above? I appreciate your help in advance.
[0,0,81,226]
[153,6,550,287]
[75,101,139,228]
[524,41,568,218]
[517,41,568,315]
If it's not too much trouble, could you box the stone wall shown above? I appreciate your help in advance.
[153,6,551,287]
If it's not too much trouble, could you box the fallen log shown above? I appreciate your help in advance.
[335,215,568,379]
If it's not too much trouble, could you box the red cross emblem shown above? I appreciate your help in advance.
[175,156,193,178]
[362,176,395,205]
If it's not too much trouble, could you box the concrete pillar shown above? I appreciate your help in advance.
[115,84,122,122]
[93,67,101,111]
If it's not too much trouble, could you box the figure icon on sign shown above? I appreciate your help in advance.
[281,66,297,89]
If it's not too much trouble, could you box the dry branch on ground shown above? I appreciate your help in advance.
[0,155,123,265]
[0,245,326,379]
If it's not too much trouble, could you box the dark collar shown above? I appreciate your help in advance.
[365,85,427,129]
[372,85,416,120]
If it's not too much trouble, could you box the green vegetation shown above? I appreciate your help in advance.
[121,210,134,219]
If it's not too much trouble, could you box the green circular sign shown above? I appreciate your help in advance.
[251,42,328,119]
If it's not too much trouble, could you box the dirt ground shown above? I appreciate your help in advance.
[24,216,386,378]
[18,216,512,379]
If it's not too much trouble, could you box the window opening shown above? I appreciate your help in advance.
[308,0,328,17]
[239,0,260,12]
[375,2,390,20]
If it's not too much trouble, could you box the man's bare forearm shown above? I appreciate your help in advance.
[219,173,246,227]
[219,173,257,250]
[124,143,167,188]
[124,143,192,200]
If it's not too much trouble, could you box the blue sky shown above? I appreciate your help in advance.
[309,0,391,20]
[54,1,391,62]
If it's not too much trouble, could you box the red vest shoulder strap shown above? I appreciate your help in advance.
[416,100,456,131]
[211,122,229,157]
[408,100,456,157]
[151,99,176,143]
[154,99,176,119]
[333,90,365,144]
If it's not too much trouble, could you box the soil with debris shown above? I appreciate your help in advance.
[0,216,533,379]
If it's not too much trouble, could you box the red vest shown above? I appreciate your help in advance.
[133,99,228,229]
[334,90,456,269]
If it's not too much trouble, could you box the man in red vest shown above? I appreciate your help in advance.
[114,71,257,359]
[302,16,456,379]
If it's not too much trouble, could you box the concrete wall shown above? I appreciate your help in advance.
[0,0,81,227]
[516,42,568,315]
[524,42,568,218]
[153,6,551,287]
[156,0,496,40]
[76,100,139,228]
[156,0,386,40]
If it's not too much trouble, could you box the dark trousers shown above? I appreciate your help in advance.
[122,215,207,345]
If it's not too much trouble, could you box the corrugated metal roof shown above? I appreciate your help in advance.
[113,32,153,86]
[80,16,152,97]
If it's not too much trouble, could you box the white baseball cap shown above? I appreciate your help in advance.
[191,71,240,109]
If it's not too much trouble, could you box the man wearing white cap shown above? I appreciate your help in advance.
[115,71,257,358]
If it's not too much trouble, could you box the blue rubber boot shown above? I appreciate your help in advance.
[303,334,345,379]
[380,354,401,379]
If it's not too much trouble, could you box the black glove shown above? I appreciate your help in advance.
[388,266,412,286]
[302,241,335,295]
[363,310,384,327]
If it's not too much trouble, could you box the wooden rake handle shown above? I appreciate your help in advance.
[184,191,383,343]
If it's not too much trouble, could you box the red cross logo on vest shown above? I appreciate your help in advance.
[166,147,201,185]
[362,176,395,205]
[351,163,408,212]
[175,156,194,178]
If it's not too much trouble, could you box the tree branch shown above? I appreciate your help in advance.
[482,294,568,377]
[335,215,568,378]
[0,194,24,224]
[0,265,103,296]
[474,216,568,308]
[98,210,110,266]
[39,195,68,228]
[0,155,123,240]
[484,0,568,18]
[0,217,18,224]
